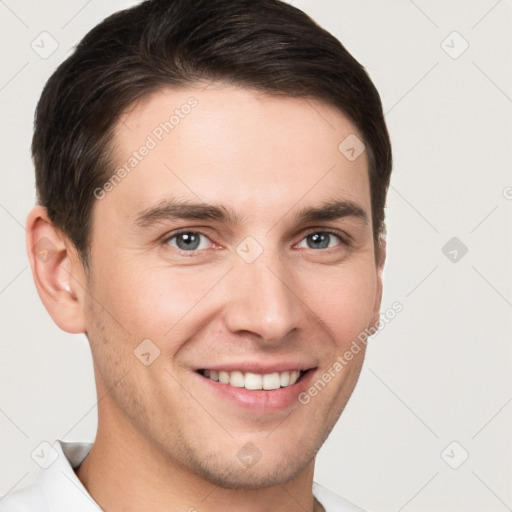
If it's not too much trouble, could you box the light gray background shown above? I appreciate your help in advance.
[1,1,511,511]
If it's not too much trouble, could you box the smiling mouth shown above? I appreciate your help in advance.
[197,369,308,391]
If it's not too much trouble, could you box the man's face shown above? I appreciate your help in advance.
[80,84,383,487]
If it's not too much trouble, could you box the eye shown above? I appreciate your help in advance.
[162,229,348,255]
[164,231,212,252]
[297,231,344,250]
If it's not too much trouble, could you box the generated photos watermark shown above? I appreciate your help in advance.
[298,301,403,405]
[94,96,198,200]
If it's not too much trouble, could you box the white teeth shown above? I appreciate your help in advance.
[262,372,281,390]
[289,370,300,385]
[244,372,263,390]
[229,371,245,388]
[202,369,304,390]
[219,371,230,384]
[280,371,290,387]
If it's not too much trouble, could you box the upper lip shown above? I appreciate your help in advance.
[196,361,318,374]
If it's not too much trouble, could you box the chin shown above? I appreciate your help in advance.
[185,445,317,490]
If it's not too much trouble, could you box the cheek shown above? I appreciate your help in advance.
[90,255,229,341]
[304,263,378,346]
[88,244,378,354]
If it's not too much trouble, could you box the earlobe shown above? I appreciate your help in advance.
[26,205,87,334]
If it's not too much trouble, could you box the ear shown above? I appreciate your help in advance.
[26,205,87,334]
[369,236,386,329]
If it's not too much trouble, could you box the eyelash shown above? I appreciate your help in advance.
[162,228,351,256]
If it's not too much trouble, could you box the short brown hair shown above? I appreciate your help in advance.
[32,0,392,265]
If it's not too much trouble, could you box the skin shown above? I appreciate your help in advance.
[27,83,385,512]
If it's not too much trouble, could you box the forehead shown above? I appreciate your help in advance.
[105,84,371,224]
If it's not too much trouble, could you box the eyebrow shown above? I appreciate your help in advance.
[135,197,368,228]
[293,199,368,225]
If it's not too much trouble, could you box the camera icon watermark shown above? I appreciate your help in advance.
[441,31,469,60]
[31,441,59,469]
[338,134,365,162]
[441,441,469,469]
[33,236,58,263]
[236,236,264,264]
[442,236,468,263]
[134,338,161,366]
[31,31,59,59]
[237,442,262,468]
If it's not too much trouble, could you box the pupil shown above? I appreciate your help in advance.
[309,233,329,249]
[178,233,199,250]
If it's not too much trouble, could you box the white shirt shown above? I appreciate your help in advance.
[0,440,365,512]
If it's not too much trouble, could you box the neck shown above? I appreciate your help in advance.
[76,405,322,512]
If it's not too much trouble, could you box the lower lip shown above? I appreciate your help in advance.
[195,370,316,412]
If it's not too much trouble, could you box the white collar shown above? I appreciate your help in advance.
[0,440,365,512]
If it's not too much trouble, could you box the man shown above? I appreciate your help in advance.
[1,0,392,510]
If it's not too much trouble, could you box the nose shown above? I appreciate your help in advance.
[222,252,303,345]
